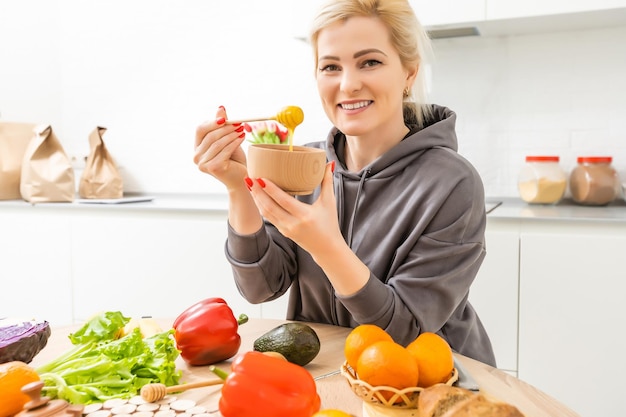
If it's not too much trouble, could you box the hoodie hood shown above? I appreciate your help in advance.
[320,104,458,179]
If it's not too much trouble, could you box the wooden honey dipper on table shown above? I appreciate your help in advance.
[140,378,224,402]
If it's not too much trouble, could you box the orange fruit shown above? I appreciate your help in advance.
[0,361,40,417]
[356,340,419,397]
[406,332,454,388]
[312,410,354,417]
[344,324,393,370]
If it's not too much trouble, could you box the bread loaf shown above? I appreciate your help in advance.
[418,385,476,417]
[418,384,524,417]
[440,395,524,417]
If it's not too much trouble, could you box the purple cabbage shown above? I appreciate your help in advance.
[0,320,51,364]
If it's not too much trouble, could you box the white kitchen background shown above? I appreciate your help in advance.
[1,0,625,198]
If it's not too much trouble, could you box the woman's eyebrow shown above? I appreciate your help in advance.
[318,55,339,62]
[318,48,388,63]
[354,48,387,58]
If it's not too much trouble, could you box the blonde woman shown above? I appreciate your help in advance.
[194,0,495,366]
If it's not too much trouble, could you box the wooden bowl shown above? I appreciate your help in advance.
[247,144,326,195]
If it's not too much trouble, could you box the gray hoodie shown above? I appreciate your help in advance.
[226,104,496,366]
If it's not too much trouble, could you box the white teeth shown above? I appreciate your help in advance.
[341,101,370,110]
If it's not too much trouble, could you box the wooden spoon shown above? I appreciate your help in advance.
[140,379,224,402]
[226,105,304,131]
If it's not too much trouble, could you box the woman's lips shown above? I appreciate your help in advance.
[339,100,372,111]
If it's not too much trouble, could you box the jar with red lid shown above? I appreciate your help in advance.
[518,156,567,204]
[569,156,620,205]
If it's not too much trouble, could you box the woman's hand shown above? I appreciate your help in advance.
[194,106,248,191]
[248,161,370,295]
[248,162,341,256]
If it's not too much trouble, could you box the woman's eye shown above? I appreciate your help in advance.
[362,59,382,68]
[319,64,340,72]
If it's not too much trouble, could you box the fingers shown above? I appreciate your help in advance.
[312,160,337,212]
[319,161,336,203]
[247,160,335,215]
[246,178,300,227]
[216,105,227,119]
[194,106,245,164]
[243,160,338,253]
[248,178,288,213]
[194,133,245,169]
[194,106,231,149]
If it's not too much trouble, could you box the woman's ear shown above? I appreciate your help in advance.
[406,63,419,87]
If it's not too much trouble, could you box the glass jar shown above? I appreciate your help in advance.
[518,156,567,204]
[569,156,620,206]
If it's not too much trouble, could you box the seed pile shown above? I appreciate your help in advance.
[82,396,212,417]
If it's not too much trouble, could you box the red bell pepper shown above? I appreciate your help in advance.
[173,297,248,366]
[211,351,321,417]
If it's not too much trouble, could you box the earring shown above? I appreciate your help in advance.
[403,87,410,98]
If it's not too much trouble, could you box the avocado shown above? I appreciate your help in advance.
[253,322,321,366]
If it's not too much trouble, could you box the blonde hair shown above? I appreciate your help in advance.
[309,0,433,127]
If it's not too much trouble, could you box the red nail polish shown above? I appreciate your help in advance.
[216,117,226,125]
[235,125,244,133]
[244,177,253,190]
[256,178,266,188]
[238,132,246,139]
[331,160,336,173]
[219,105,225,110]
[232,122,242,127]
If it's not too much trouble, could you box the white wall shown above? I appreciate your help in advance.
[429,26,626,197]
[1,1,625,197]
[0,0,331,194]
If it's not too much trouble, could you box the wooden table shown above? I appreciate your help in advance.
[30,318,580,417]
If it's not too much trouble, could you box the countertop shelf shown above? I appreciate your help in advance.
[0,193,230,213]
[487,197,626,222]
[2,193,625,222]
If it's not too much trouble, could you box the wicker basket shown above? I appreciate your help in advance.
[340,361,459,409]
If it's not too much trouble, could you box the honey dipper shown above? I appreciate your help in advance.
[140,379,224,402]
[226,105,304,131]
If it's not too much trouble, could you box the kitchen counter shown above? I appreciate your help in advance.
[0,193,230,213]
[2,193,625,222]
[487,197,626,222]
[29,318,581,417]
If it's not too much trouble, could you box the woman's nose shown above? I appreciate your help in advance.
[340,68,361,94]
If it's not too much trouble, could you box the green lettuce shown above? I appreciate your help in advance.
[36,312,181,404]
[68,311,130,344]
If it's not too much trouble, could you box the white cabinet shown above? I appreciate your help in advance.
[0,202,274,326]
[487,0,626,20]
[291,0,626,40]
[518,222,626,417]
[411,0,485,26]
[291,1,487,38]
[473,213,626,416]
[0,208,73,326]
[470,221,520,374]
[70,209,261,323]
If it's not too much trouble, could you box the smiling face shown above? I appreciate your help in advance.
[315,16,417,140]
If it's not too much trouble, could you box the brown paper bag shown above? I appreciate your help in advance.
[79,126,123,199]
[20,124,75,203]
[0,122,36,200]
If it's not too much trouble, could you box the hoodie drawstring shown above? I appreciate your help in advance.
[346,169,369,247]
